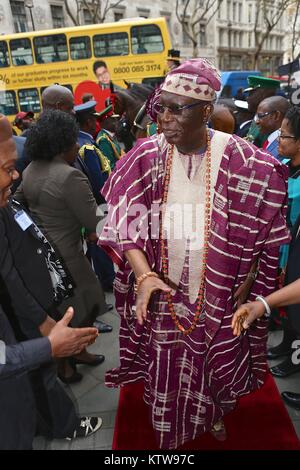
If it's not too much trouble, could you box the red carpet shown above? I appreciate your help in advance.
[113,374,300,450]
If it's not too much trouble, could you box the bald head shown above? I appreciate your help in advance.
[256,96,290,135]
[42,85,74,115]
[259,96,290,116]
[210,105,235,134]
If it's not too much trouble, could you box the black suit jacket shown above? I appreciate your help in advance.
[0,305,51,449]
[0,203,59,339]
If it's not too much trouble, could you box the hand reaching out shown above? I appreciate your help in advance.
[48,307,98,357]
[231,301,266,337]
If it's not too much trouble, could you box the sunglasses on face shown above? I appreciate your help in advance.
[156,101,205,116]
[278,132,296,140]
[255,111,275,120]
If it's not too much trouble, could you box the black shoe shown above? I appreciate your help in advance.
[281,392,300,410]
[267,343,292,360]
[93,319,113,333]
[270,357,300,378]
[65,417,102,440]
[58,370,83,384]
[73,354,105,367]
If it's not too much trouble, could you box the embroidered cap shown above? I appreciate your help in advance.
[162,58,221,101]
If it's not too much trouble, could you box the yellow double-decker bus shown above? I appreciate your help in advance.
[0,17,171,122]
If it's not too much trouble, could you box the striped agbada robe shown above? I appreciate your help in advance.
[99,130,290,449]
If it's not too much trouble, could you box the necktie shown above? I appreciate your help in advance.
[262,139,269,150]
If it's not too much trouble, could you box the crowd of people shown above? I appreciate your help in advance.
[1,50,300,450]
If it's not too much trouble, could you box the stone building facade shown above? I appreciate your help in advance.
[0,0,287,74]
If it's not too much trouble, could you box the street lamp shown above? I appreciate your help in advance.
[24,0,35,31]
[228,21,232,70]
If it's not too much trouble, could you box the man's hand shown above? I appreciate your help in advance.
[231,301,265,337]
[135,277,171,325]
[48,307,98,357]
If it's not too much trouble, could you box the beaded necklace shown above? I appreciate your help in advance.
[160,128,212,335]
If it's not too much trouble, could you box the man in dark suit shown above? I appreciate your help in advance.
[0,113,102,447]
[0,305,98,449]
[255,96,290,160]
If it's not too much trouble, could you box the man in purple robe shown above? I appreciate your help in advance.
[99,59,290,449]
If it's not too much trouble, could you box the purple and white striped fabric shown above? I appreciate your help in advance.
[99,131,290,449]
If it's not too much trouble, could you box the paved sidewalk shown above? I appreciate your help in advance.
[268,330,300,440]
[33,293,120,450]
[33,309,300,449]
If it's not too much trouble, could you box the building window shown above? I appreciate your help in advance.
[199,24,206,47]
[83,9,93,25]
[233,2,237,22]
[238,2,242,23]
[248,4,252,23]
[231,31,237,47]
[227,0,232,21]
[219,28,224,44]
[137,8,150,18]
[10,0,28,33]
[114,12,124,22]
[51,5,65,29]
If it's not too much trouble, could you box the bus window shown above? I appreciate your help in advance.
[93,32,129,57]
[10,38,33,66]
[0,90,18,115]
[18,88,41,113]
[33,34,68,63]
[131,25,164,54]
[70,36,91,60]
[0,41,10,67]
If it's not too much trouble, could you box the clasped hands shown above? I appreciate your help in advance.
[133,272,266,335]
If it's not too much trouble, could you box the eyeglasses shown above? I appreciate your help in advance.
[255,111,275,120]
[157,101,205,116]
[278,132,296,140]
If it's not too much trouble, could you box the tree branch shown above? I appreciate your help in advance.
[64,0,79,26]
